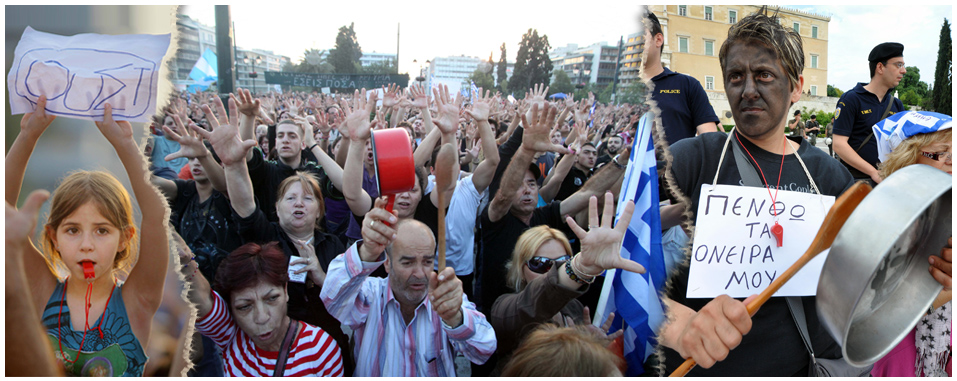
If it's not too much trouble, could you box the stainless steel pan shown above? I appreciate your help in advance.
[817,164,952,367]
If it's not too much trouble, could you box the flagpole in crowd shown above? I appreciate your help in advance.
[595,111,669,376]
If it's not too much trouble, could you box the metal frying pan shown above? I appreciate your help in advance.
[817,164,952,367]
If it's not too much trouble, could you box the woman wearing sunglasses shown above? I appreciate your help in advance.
[870,111,952,377]
[490,192,646,375]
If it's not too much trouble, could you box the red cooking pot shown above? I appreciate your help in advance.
[370,128,415,214]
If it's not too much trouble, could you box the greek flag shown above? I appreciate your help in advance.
[595,111,667,376]
[589,100,598,128]
[188,48,218,92]
[470,80,478,103]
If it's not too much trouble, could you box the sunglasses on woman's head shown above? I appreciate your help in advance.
[525,255,571,274]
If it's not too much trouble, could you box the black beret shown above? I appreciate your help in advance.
[528,163,542,180]
[868,42,904,63]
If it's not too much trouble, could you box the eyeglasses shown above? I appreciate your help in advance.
[887,61,905,69]
[921,151,953,162]
[525,255,571,274]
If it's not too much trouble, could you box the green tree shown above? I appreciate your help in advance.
[468,68,496,92]
[508,28,553,96]
[362,59,397,74]
[550,70,574,95]
[287,48,334,74]
[497,43,508,93]
[826,84,843,97]
[932,18,952,115]
[329,23,362,74]
[897,66,929,97]
[900,89,921,107]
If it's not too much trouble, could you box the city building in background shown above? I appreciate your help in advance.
[235,48,291,94]
[360,51,397,68]
[428,55,482,95]
[647,5,831,124]
[616,33,644,97]
[549,42,621,88]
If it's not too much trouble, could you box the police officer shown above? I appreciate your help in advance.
[832,42,906,185]
[644,12,719,147]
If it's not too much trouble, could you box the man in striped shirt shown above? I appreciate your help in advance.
[321,198,496,376]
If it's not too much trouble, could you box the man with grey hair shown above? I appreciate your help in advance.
[321,197,496,376]
[655,8,854,376]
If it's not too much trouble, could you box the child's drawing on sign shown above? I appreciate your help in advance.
[7,26,170,123]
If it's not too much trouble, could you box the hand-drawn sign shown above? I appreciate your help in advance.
[264,71,409,90]
[7,26,171,122]
[686,184,835,298]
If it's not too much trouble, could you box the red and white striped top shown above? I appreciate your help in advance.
[196,291,344,377]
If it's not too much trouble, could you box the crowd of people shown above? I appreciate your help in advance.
[5,7,951,377]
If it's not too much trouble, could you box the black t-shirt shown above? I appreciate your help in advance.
[413,191,442,246]
[833,82,905,167]
[247,146,343,222]
[662,131,853,376]
[231,204,351,364]
[476,201,567,315]
[555,164,592,201]
[169,180,243,282]
[650,68,720,146]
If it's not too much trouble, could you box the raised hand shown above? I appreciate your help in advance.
[428,267,464,327]
[382,83,400,108]
[5,189,49,251]
[291,239,326,286]
[193,96,256,166]
[520,103,569,154]
[314,110,332,135]
[464,88,492,122]
[409,83,430,109]
[340,88,377,141]
[565,192,645,276]
[94,103,135,146]
[432,84,460,135]
[358,197,399,262]
[20,95,56,138]
[163,115,209,161]
[234,88,262,118]
[563,93,576,110]
[574,306,624,342]
[528,83,549,108]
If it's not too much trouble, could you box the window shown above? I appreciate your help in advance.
[810,55,818,69]
[812,25,818,39]
[705,40,714,56]
[679,5,687,16]
[729,10,737,24]
[679,37,689,53]
[705,76,715,90]
[810,85,818,95]
[705,6,713,20]
[793,22,800,33]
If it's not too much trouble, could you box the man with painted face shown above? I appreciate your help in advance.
[656,9,855,376]
[321,197,496,376]
[832,42,907,185]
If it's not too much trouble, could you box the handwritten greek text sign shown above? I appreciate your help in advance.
[7,26,171,122]
[687,184,835,298]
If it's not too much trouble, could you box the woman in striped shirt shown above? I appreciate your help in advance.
[182,240,343,376]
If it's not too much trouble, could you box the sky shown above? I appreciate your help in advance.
[182,3,953,93]
[182,1,644,78]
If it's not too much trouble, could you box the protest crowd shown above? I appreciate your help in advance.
[5,7,951,378]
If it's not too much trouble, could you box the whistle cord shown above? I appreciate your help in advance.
[57,278,116,370]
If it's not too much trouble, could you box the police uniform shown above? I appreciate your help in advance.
[832,42,907,179]
[650,68,720,146]
[833,84,905,177]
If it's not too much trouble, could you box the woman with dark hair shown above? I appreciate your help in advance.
[182,242,343,376]
[196,101,355,375]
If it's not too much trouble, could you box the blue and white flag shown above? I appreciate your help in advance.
[427,73,435,99]
[595,111,668,376]
[188,48,218,91]
[589,100,598,128]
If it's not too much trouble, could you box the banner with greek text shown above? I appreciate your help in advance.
[687,184,835,298]
[264,71,409,90]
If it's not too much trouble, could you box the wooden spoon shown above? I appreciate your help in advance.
[670,181,872,377]
[434,143,457,270]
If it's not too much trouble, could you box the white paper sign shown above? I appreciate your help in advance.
[7,26,171,122]
[288,257,307,284]
[687,184,835,298]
